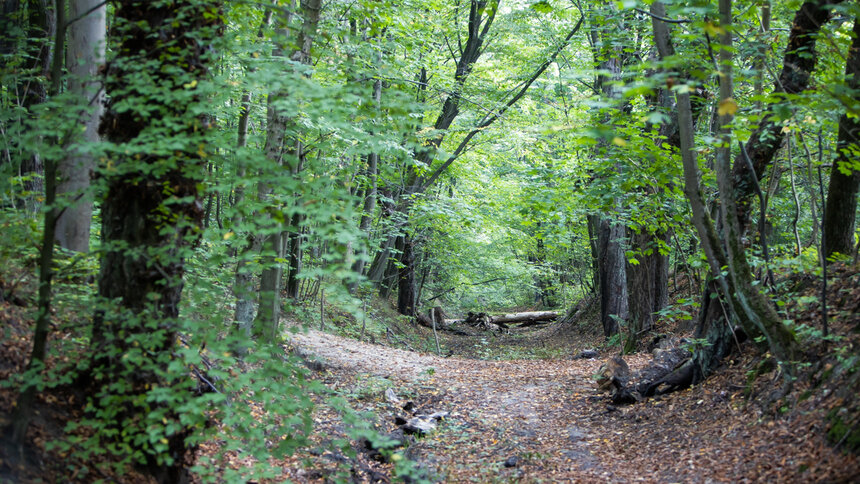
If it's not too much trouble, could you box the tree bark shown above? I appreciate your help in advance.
[625,229,668,351]
[823,17,860,259]
[586,214,600,293]
[598,217,628,336]
[4,0,53,215]
[55,0,105,252]
[350,62,381,293]
[491,311,559,324]
[397,236,416,316]
[285,212,304,299]
[590,5,630,339]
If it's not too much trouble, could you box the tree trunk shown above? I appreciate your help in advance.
[823,18,860,259]
[397,236,416,316]
[255,0,321,337]
[691,281,738,382]
[7,0,64,457]
[586,214,600,293]
[230,11,270,343]
[54,0,104,252]
[253,5,295,339]
[715,0,796,372]
[369,234,394,284]
[625,229,669,352]
[590,7,630,339]
[88,1,220,480]
[286,216,304,298]
[8,0,53,216]
[256,230,285,339]
[652,1,748,380]
[350,130,380,291]
[490,311,559,324]
[598,217,628,336]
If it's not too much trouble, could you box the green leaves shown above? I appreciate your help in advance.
[530,1,553,14]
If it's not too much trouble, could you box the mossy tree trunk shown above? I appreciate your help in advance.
[88,1,221,480]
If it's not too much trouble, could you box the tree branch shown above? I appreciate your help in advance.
[635,7,690,24]
[418,15,585,192]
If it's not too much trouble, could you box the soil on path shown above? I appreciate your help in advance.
[290,330,858,483]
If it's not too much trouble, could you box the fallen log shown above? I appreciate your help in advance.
[595,347,693,404]
[491,310,559,325]
[464,312,506,332]
[415,313,472,336]
[440,310,559,330]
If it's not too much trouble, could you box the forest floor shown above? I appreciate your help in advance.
[272,321,858,483]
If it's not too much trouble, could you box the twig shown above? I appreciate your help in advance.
[739,141,775,287]
[816,158,829,340]
[64,0,107,29]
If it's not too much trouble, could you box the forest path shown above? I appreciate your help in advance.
[290,329,638,482]
[289,329,857,483]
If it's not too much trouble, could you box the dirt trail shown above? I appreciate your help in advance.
[290,330,858,483]
[291,330,627,481]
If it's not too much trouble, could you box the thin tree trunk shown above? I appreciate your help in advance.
[798,133,821,245]
[13,0,54,216]
[7,0,64,454]
[55,0,104,252]
[397,236,416,316]
[788,137,803,255]
[714,0,795,384]
[586,214,600,293]
[232,11,272,337]
[255,0,321,337]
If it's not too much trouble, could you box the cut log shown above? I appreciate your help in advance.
[439,311,559,331]
[491,311,559,325]
[415,314,472,336]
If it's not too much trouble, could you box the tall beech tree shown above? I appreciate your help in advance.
[253,0,322,339]
[54,0,105,252]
